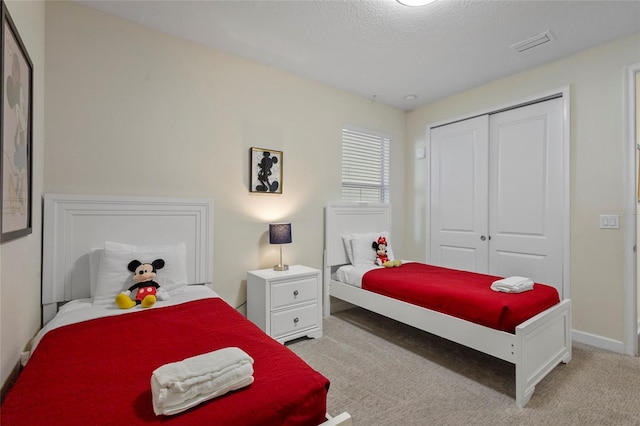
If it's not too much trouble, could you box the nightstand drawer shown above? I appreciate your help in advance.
[271,303,318,338]
[271,277,317,309]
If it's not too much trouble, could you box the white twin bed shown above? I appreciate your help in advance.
[3,194,351,426]
[323,202,572,409]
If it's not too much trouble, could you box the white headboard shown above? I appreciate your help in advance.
[42,194,213,324]
[324,202,390,267]
[323,202,390,317]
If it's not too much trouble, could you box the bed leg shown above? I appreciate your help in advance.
[515,360,535,409]
[514,299,571,408]
[515,382,534,409]
[323,258,331,318]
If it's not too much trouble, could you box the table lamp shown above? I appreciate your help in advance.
[269,223,292,271]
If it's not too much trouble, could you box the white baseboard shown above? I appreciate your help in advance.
[572,329,625,354]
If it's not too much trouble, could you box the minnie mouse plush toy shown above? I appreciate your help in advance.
[372,236,402,268]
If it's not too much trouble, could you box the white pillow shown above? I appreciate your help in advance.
[342,234,355,264]
[93,241,188,304]
[349,231,394,265]
[88,248,104,296]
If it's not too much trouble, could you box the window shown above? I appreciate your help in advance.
[341,127,390,203]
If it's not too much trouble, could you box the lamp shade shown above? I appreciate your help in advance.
[269,223,292,245]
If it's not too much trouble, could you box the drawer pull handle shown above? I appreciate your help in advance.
[293,317,299,324]
[293,290,299,297]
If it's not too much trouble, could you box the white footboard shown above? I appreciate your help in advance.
[514,299,572,408]
[321,412,352,426]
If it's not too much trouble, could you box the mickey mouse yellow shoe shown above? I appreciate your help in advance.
[115,293,136,309]
[141,295,156,308]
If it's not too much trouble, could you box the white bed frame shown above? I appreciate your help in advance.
[323,202,572,409]
[41,194,351,426]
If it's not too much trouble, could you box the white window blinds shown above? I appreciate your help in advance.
[341,127,390,203]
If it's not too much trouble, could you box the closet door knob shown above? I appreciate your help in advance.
[480,235,486,241]
[293,290,299,297]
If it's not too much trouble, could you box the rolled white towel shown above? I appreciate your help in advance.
[152,347,254,416]
[491,276,534,293]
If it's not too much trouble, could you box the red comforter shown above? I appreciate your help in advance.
[362,263,560,333]
[1,298,329,426]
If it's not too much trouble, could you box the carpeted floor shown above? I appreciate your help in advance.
[287,307,640,425]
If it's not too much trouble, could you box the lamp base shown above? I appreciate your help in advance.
[273,264,289,271]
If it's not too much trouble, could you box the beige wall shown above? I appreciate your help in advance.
[406,33,640,343]
[43,3,406,309]
[0,1,45,387]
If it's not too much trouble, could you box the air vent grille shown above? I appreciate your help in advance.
[510,31,554,53]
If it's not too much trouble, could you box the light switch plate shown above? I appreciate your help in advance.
[600,214,619,229]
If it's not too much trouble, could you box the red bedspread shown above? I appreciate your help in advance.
[362,263,560,333]
[1,298,329,426]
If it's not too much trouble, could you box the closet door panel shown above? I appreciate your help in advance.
[430,116,489,273]
[489,98,564,295]
[491,251,546,284]
[493,119,546,235]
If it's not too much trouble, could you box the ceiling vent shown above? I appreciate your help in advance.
[510,31,554,53]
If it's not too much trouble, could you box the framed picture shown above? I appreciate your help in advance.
[250,147,282,194]
[1,2,33,242]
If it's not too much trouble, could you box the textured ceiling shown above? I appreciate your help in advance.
[78,0,640,111]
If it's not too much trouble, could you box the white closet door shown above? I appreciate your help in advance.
[489,98,564,296]
[430,115,490,273]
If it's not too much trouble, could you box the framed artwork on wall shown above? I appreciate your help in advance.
[1,1,33,242]
[250,147,282,194]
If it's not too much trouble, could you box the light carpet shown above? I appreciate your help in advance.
[288,307,640,425]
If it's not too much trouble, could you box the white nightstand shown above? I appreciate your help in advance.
[247,265,322,344]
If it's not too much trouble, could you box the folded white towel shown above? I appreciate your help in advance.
[491,276,534,293]
[152,347,254,416]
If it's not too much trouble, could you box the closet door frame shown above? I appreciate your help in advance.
[623,63,639,356]
[425,86,571,301]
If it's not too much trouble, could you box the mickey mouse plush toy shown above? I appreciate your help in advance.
[372,236,402,268]
[115,259,170,309]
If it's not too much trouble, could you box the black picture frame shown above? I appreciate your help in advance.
[250,147,283,194]
[1,1,33,242]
